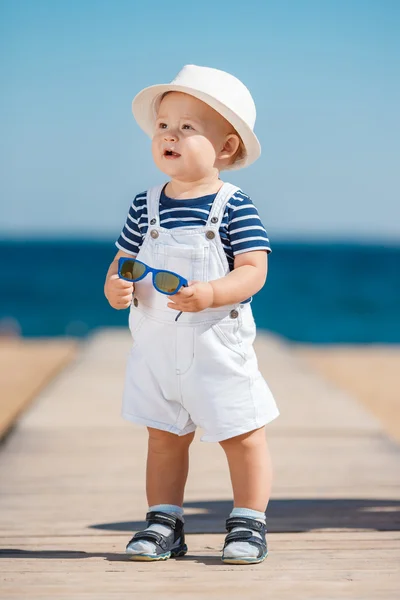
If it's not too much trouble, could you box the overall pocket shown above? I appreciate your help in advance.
[159,244,209,282]
[211,312,246,360]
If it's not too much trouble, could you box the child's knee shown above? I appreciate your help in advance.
[219,426,266,452]
[148,427,195,449]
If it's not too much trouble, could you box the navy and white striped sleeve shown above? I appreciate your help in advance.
[115,194,144,256]
[227,191,271,256]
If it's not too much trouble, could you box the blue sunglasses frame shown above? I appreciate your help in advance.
[118,257,188,295]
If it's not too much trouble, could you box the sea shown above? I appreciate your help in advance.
[0,240,399,344]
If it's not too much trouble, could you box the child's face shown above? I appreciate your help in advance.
[152,92,235,181]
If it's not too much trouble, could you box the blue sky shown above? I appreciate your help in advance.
[1,0,399,241]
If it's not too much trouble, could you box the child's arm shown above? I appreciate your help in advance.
[167,250,268,312]
[210,250,268,307]
[104,250,135,310]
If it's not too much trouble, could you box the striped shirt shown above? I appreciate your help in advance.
[116,187,271,271]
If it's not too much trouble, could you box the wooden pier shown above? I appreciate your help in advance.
[1,330,399,599]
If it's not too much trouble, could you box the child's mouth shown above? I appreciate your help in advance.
[163,150,181,159]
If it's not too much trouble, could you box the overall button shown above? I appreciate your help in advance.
[150,230,159,239]
[230,309,239,319]
[206,230,215,240]
[133,298,138,307]
[210,216,218,224]
[150,218,157,225]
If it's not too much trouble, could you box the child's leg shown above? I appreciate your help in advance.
[146,427,195,506]
[219,426,272,562]
[219,426,272,510]
[126,428,194,559]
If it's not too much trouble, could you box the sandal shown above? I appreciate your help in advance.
[222,516,268,564]
[126,511,188,561]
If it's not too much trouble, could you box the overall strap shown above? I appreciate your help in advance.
[206,182,240,228]
[146,184,165,225]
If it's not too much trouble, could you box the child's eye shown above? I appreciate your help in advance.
[158,123,167,129]
[182,124,194,130]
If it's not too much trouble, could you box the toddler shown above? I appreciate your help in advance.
[104,65,279,564]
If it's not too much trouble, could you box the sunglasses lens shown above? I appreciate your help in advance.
[154,271,180,294]
[120,260,146,281]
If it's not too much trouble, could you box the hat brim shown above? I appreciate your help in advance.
[131,84,261,170]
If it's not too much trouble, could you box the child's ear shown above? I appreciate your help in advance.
[218,134,240,162]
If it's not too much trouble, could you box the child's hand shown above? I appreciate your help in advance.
[167,281,214,313]
[105,274,134,310]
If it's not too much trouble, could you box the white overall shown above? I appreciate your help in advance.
[122,182,279,442]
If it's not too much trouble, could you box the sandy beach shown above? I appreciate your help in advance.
[0,337,78,440]
[297,344,400,443]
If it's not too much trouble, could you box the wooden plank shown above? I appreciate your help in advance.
[0,533,399,600]
[0,338,78,439]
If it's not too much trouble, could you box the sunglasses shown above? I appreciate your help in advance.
[118,258,188,295]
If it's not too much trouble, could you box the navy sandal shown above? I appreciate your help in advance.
[222,516,268,565]
[126,511,188,561]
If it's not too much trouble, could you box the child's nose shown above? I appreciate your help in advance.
[164,130,178,142]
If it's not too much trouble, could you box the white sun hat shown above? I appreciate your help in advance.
[131,64,261,170]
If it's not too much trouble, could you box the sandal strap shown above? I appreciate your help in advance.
[225,516,266,534]
[225,530,253,543]
[223,530,267,558]
[132,530,170,551]
[146,511,182,532]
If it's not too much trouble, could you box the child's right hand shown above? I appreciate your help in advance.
[105,274,134,310]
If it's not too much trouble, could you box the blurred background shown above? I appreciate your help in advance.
[0,0,399,344]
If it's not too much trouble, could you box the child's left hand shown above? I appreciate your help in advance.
[167,281,214,313]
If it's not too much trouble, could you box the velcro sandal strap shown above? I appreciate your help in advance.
[146,511,178,530]
[132,530,170,551]
[223,530,267,558]
[225,517,266,533]
[225,530,253,544]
